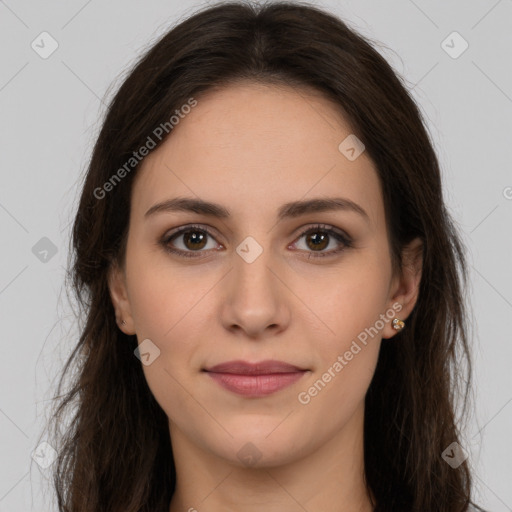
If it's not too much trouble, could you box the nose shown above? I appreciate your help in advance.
[219,244,291,339]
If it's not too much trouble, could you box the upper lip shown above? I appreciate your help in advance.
[203,359,307,375]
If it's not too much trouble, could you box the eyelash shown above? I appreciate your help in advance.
[160,223,353,259]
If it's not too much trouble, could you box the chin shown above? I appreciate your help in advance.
[209,427,308,469]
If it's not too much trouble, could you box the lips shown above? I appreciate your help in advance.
[203,359,307,375]
[203,360,309,397]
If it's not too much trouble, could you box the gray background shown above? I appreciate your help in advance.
[0,0,511,510]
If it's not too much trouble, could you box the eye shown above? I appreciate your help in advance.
[160,223,352,259]
[160,224,222,258]
[290,224,352,258]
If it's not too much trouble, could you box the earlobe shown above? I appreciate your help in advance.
[107,262,135,334]
[383,237,423,340]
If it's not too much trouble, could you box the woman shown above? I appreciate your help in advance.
[45,1,486,511]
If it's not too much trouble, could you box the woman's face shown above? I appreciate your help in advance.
[109,82,421,468]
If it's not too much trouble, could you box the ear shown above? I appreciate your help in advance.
[107,261,136,335]
[382,237,423,339]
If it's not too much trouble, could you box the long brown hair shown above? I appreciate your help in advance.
[44,1,484,510]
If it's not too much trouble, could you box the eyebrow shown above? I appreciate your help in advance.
[144,196,369,223]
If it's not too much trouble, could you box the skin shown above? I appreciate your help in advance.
[108,82,423,512]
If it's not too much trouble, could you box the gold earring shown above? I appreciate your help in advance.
[392,318,405,331]
[121,319,126,325]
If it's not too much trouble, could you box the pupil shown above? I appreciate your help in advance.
[185,231,206,249]
[308,232,328,250]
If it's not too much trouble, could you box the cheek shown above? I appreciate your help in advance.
[297,281,385,436]
[126,252,215,340]
[311,284,385,394]
[126,264,211,422]
[126,255,222,393]
[299,258,389,402]
[310,260,391,343]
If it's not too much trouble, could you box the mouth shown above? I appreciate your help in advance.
[203,359,308,375]
[202,359,309,397]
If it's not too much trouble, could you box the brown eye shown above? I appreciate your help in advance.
[161,225,221,258]
[181,230,208,250]
[292,225,352,258]
[304,232,329,251]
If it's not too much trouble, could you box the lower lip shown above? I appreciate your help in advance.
[205,371,307,397]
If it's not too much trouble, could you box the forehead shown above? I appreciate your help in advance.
[131,82,384,229]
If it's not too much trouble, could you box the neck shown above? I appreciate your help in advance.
[168,404,375,512]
